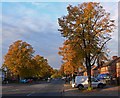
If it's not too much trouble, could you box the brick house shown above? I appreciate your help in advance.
[82,56,120,85]
[93,56,120,85]
[83,65,97,76]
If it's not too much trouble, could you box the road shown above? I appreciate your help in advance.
[2,79,64,96]
[2,79,119,97]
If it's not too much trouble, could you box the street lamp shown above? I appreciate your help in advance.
[4,67,8,84]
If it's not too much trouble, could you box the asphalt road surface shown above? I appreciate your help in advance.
[2,79,64,96]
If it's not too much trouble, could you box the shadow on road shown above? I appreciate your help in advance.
[64,84,119,96]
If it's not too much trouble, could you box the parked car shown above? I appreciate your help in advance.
[96,73,111,81]
[47,78,51,83]
[27,79,33,83]
[74,76,106,90]
[20,79,28,83]
[62,77,66,80]
[19,79,33,83]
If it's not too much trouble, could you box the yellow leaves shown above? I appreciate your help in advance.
[105,29,112,33]
[76,19,80,25]
[63,62,73,74]
[3,40,53,78]
[58,2,115,76]
[3,40,33,77]
[33,55,54,78]
[87,2,93,10]
[58,38,85,75]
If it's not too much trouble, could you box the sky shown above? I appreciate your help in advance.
[1,1,118,69]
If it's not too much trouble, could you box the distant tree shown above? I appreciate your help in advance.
[3,40,35,79]
[58,2,115,89]
[33,55,54,78]
[51,69,62,78]
[59,64,65,76]
[3,40,54,80]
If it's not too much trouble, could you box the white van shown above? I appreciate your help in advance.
[74,76,106,90]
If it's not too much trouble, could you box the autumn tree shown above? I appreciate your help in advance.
[58,39,85,77]
[59,64,65,76]
[3,40,35,79]
[58,2,115,89]
[51,69,62,79]
[33,55,54,78]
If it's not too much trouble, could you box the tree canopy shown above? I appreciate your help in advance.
[3,40,35,78]
[58,40,85,76]
[33,55,54,78]
[58,2,115,88]
[3,40,54,79]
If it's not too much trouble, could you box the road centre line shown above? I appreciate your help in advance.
[26,91,35,96]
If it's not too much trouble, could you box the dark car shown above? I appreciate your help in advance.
[97,73,111,81]
[20,79,33,83]
[20,79,28,83]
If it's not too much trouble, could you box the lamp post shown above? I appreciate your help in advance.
[4,67,8,84]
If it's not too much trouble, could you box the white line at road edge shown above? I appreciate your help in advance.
[26,92,35,96]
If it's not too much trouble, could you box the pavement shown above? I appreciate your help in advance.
[63,83,120,96]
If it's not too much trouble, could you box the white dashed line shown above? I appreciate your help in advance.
[26,92,35,96]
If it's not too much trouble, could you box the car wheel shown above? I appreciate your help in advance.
[98,83,104,88]
[78,85,84,90]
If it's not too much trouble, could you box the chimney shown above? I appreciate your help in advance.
[112,56,118,60]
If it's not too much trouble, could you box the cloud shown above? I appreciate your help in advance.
[46,55,62,69]
[2,2,65,68]
[31,2,50,8]
[1,2,118,68]
[100,2,118,57]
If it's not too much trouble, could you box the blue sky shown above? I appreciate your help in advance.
[1,2,118,69]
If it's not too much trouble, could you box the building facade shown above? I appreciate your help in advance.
[83,56,120,85]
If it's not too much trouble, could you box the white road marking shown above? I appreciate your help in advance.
[10,89,19,91]
[26,92,35,96]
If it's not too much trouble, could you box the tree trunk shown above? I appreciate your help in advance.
[87,66,92,88]
[17,75,20,82]
[85,52,92,89]
[86,56,92,89]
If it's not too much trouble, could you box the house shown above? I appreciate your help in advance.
[83,65,97,77]
[82,56,120,85]
[93,56,120,85]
